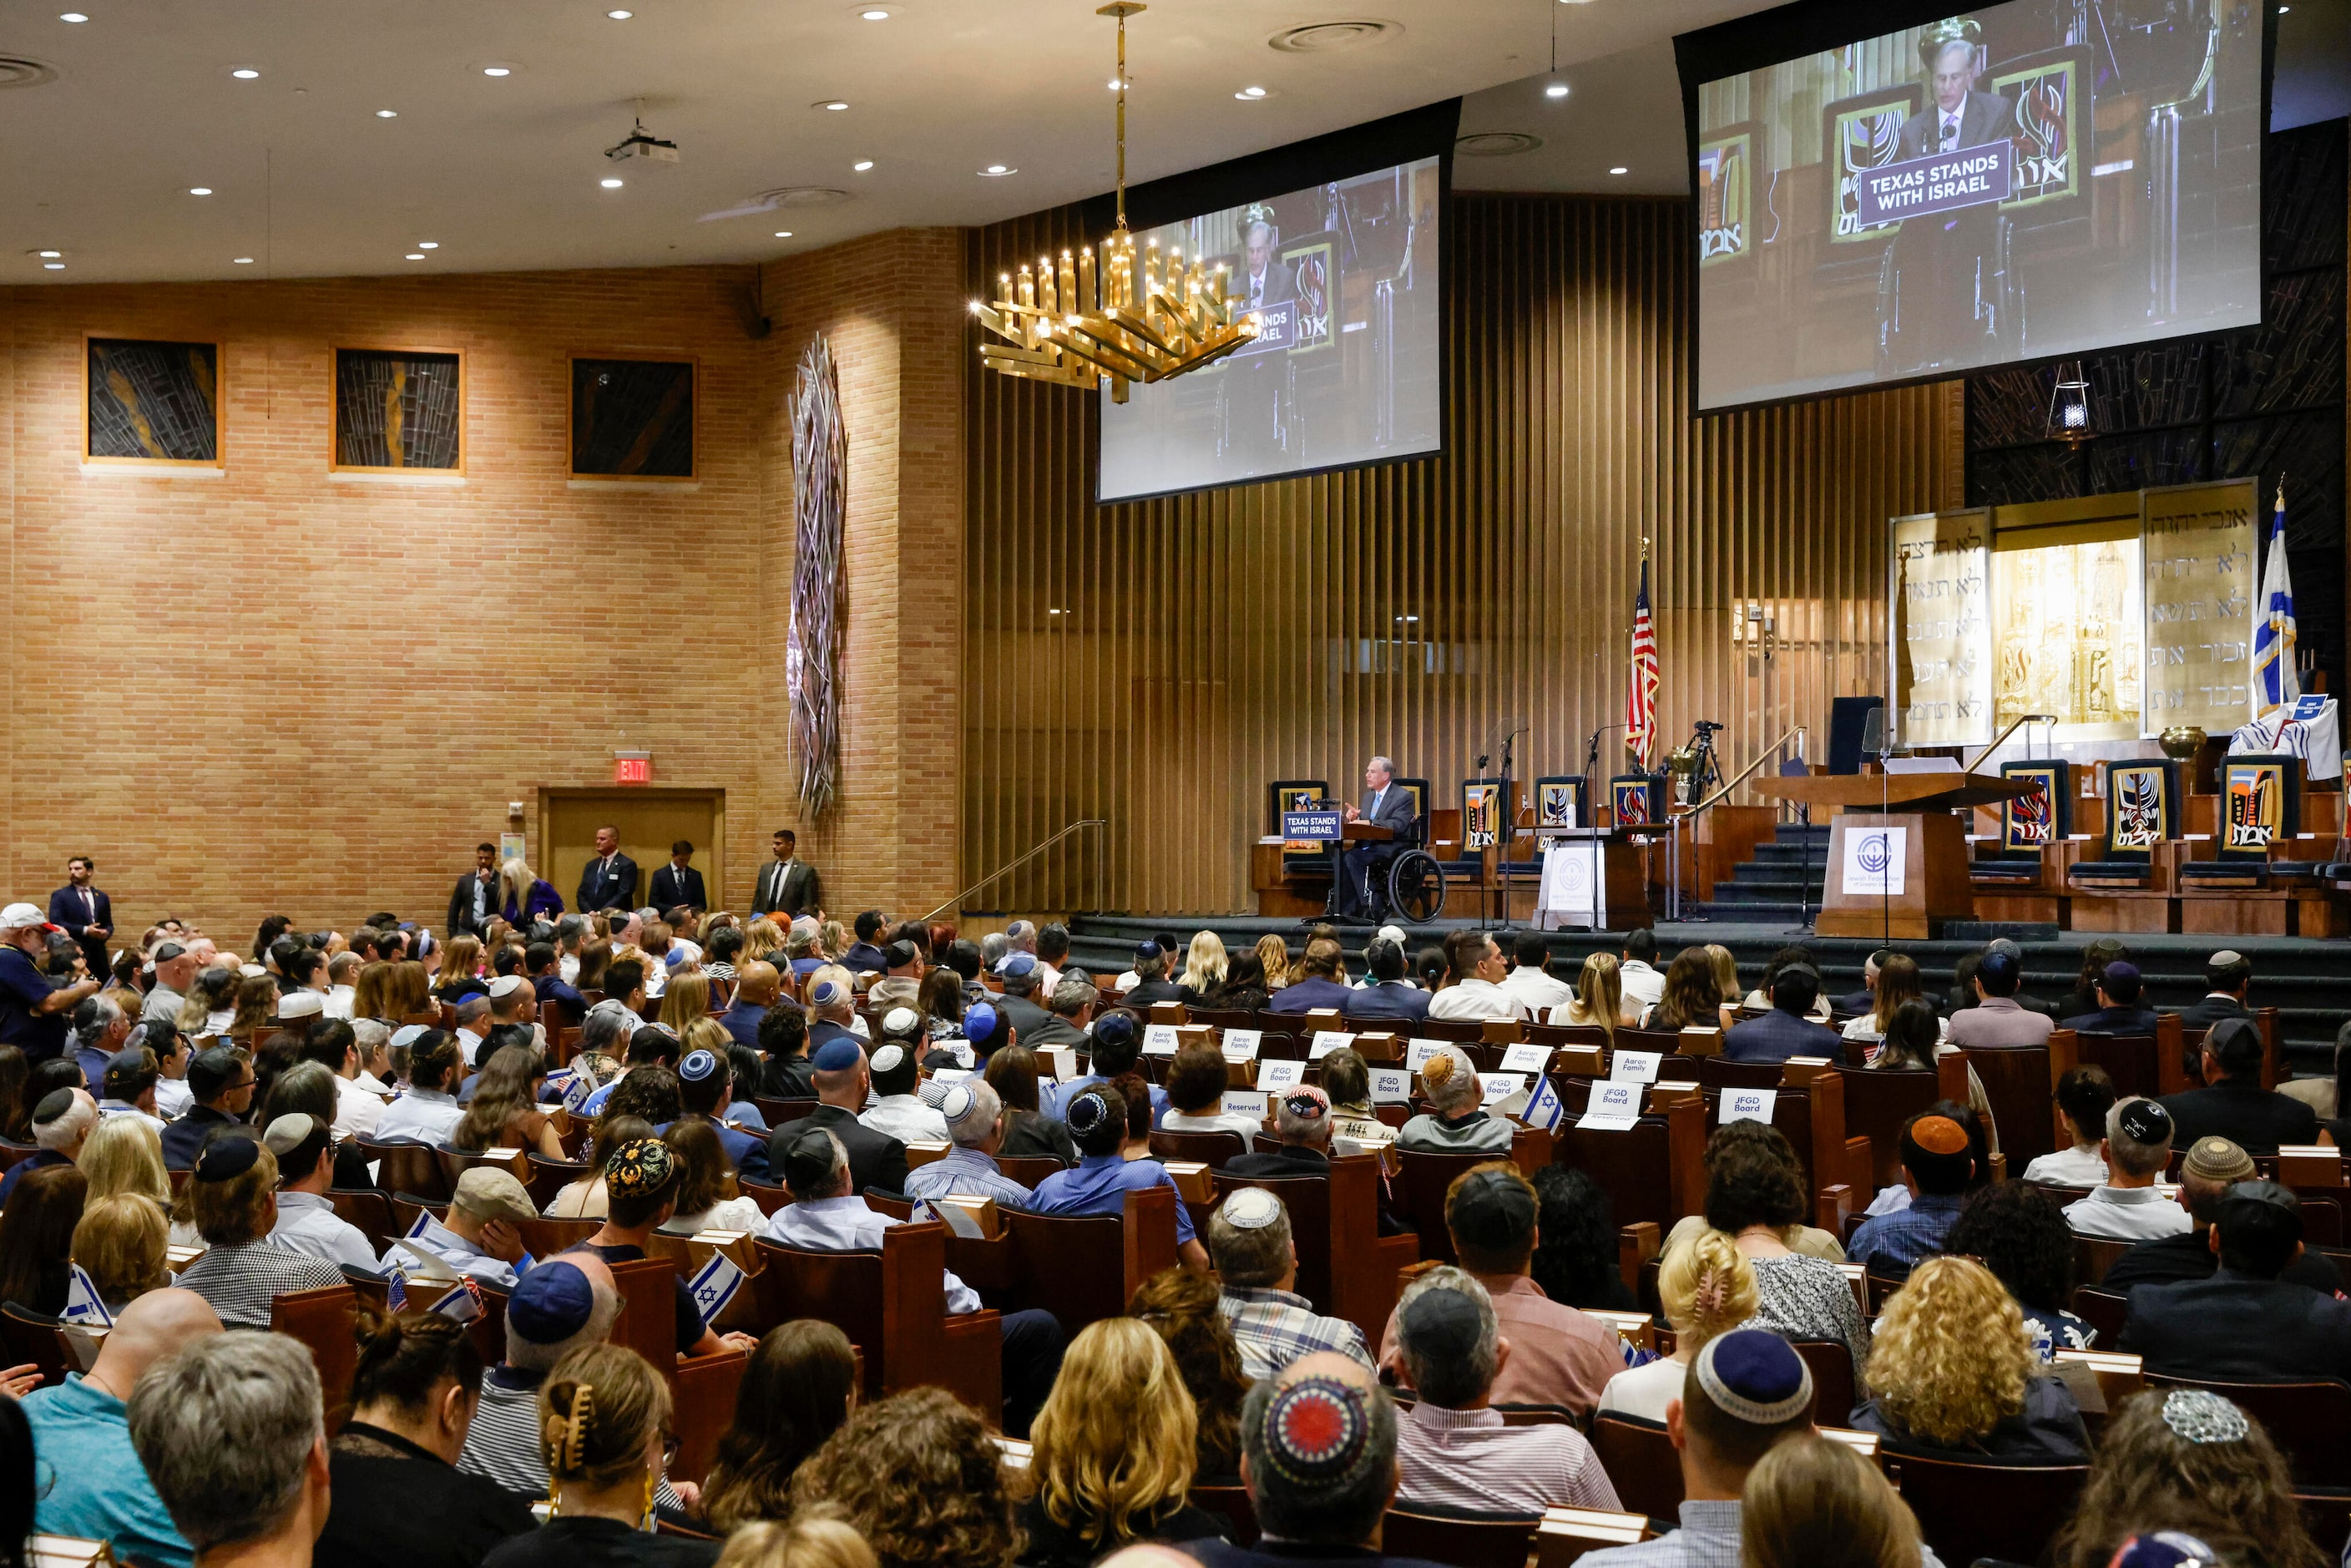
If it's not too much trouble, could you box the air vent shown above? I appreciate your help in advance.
[1455,131,1543,158]
[1267,19,1401,53]
[0,57,60,89]
[766,186,854,208]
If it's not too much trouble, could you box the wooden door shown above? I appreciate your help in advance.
[540,788,725,913]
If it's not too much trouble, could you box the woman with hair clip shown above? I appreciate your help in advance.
[483,1340,715,1567]
[314,1305,538,1566]
[1598,1228,1757,1420]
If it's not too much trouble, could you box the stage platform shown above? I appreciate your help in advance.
[1062,913,2351,1072]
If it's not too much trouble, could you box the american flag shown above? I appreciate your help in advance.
[1625,556,1659,768]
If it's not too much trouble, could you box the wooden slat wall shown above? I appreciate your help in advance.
[964,192,1955,917]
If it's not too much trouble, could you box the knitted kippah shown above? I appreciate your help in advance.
[2182,1136,2254,1182]
[678,1049,719,1083]
[1066,1087,1120,1137]
[1260,1378,1375,1494]
[1692,1328,1812,1424]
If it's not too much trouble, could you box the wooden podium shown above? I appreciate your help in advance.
[1751,772,2039,938]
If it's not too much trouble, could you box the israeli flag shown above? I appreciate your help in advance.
[425,1277,483,1323]
[405,1211,436,1241]
[1523,1075,1566,1135]
[2255,487,2299,707]
[688,1252,746,1324]
[61,1264,113,1328]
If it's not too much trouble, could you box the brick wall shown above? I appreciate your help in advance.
[0,245,966,948]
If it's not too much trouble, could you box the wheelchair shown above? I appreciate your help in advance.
[1343,845,1445,924]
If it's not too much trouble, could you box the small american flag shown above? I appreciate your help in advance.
[1625,555,1659,768]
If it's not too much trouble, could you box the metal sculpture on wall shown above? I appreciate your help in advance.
[788,335,846,819]
[86,338,220,463]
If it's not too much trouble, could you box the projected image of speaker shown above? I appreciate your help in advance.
[1677,0,2267,411]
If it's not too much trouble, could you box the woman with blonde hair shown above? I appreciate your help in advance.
[1176,933,1229,1002]
[1850,1256,2088,1462]
[71,1191,169,1313]
[435,937,487,1004]
[1741,1434,1924,1568]
[741,918,784,968]
[2055,1389,2327,1568]
[1597,1230,1758,1421]
[1550,953,1625,1038]
[479,1342,693,1567]
[658,974,712,1037]
[502,857,564,925]
[1019,1318,1225,1568]
[715,1516,876,1568]
[1254,933,1293,992]
[1705,944,1742,1012]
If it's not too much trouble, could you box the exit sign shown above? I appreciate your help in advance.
[614,751,652,786]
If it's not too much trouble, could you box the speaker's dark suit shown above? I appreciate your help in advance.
[447,872,499,937]
[649,864,707,913]
[752,857,822,918]
[47,885,112,976]
[1896,89,2016,159]
[1339,784,1418,918]
[576,853,640,913]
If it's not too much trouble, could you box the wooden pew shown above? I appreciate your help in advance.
[607,1257,680,1384]
[1001,1186,1180,1333]
[1949,1029,2076,1172]
[1550,1087,1709,1231]
[1833,1065,1939,1191]
[670,1348,750,1488]
[271,1284,361,1434]
[1214,1156,1419,1348]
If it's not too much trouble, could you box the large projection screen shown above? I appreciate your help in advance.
[1097,154,1442,503]
[1685,0,2263,412]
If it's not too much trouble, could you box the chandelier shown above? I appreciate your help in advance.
[971,2,1261,403]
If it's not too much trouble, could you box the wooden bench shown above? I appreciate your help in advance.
[747,1221,1002,1419]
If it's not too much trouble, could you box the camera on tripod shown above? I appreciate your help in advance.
[1691,719,1726,733]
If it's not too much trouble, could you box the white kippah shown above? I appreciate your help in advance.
[882,1007,921,1037]
[390,1024,429,1050]
[1221,1187,1284,1230]
[239,964,266,978]
[276,991,324,1018]
[870,1043,906,1074]
[487,975,524,999]
[940,1084,978,1124]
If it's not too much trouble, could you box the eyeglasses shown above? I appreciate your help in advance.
[660,1433,680,1469]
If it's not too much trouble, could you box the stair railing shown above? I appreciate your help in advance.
[921,819,1109,924]
[1666,725,1807,922]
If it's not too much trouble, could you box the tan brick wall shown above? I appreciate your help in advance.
[0,246,965,949]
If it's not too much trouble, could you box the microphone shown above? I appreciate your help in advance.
[1476,753,1491,771]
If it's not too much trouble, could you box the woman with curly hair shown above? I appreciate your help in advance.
[2055,1388,2327,1568]
[1597,1228,1757,1421]
[791,1385,1022,1568]
[1255,933,1293,993]
[700,1321,857,1533]
[1851,1255,2088,1461]
[1942,1182,2096,1358]
[1019,1318,1226,1568]
[1128,1266,1250,1484]
[1692,1125,1869,1373]
[1529,1166,1636,1308]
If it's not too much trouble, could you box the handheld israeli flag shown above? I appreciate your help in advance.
[562,1070,602,1115]
[405,1211,436,1241]
[1522,1075,1566,1135]
[61,1263,113,1328]
[688,1252,746,1324]
[2255,483,2299,708]
[423,1277,484,1324]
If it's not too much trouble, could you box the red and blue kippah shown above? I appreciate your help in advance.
[1262,1378,1372,1490]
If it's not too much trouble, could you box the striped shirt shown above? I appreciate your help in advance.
[902,1146,1032,1212]
[1393,1401,1620,1515]
[174,1240,348,1328]
[458,1368,686,1510]
[1216,1285,1373,1380]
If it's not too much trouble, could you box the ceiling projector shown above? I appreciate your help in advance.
[606,118,680,165]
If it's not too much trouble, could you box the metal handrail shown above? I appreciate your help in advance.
[1683,724,1808,818]
[1661,725,1805,923]
[1964,714,2045,773]
[923,818,1108,923]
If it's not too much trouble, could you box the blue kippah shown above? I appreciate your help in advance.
[999,951,1037,977]
[811,1037,864,1072]
[195,1134,262,1183]
[1977,949,2019,985]
[1695,1328,1811,1422]
[1066,1087,1120,1136]
[963,1002,999,1045]
[678,1049,718,1083]
[1092,1010,1137,1049]
[811,979,847,1007]
[508,1260,596,1343]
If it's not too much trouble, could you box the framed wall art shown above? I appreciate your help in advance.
[569,356,697,480]
[84,336,222,467]
[333,346,464,473]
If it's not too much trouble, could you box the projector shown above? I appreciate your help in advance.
[606,119,680,165]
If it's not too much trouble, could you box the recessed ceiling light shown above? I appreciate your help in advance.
[405,253,426,260]
[773,230,794,238]
[600,176,624,188]
[376,109,397,118]
[860,7,892,18]
[234,256,254,264]
[814,99,849,111]
[230,67,260,79]
[482,64,512,76]
[189,186,213,196]
[607,6,633,14]
[417,240,438,249]
[58,12,87,21]
[1236,85,1268,99]
[1609,165,1628,175]
[36,250,59,259]
[1107,78,1124,89]
[43,262,63,270]
[1545,82,1570,98]
[853,159,874,171]
[979,164,1014,176]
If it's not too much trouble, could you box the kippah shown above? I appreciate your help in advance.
[2182,1136,2255,1182]
[678,1049,718,1083]
[811,979,847,1007]
[238,964,265,978]
[1065,1087,1120,1137]
[195,1136,263,1183]
[2103,959,2142,984]
[2110,1535,2222,1568]
[391,1024,429,1050]
[885,941,919,969]
[1978,949,2019,983]
[2210,949,2246,967]
[811,1038,864,1071]
[276,991,324,1018]
[882,1007,921,1039]
[602,1138,675,1199]
[487,975,524,998]
[32,1090,73,1125]
[1399,1285,1486,1359]
[1092,1011,1137,1048]
[940,1084,978,1125]
[1282,1090,1328,1120]
[1260,1378,1373,1492]
[506,1260,595,1343]
[261,1113,316,1156]
[2160,1389,2249,1445]
[870,1043,906,1074]
[782,1128,837,1191]
[1693,1328,1813,1424]
[963,1002,999,1044]
[1134,940,1161,961]
[1221,1187,1283,1229]
[2118,1098,2174,1144]
[1907,1115,1969,1156]
[999,951,1037,976]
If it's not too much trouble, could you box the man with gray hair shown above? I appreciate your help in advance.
[1209,1186,1373,1378]
[905,1080,1033,1211]
[1227,1086,1337,1180]
[457,1252,624,1495]
[73,992,130,1086]
[1187,1352,1403,1568]
[0,1086,97,1203]
[1337,755,1416,919]
[127,1331,330,1565]
[1386,1266,1620,1514]
[554,913,589,983]
[2065,1096,2192,1242]
[979,930,1012,974]
[1020,978,1095,1052]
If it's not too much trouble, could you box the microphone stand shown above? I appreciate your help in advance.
[1585,723,1625,934]
[1495,723,1526,934]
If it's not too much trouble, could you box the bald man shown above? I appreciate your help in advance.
[25,1288,225,1568]
[719,959,781,1050]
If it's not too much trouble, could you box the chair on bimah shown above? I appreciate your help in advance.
[1969,759,2075,923]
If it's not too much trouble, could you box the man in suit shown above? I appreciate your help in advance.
[1239,220,1296,314]
[648,841,707,916]
[1885,29,2017,377]
[2120,1181,2351,1384]
[575,825,639,913]
[48,857,113,979]
[764,1036,908,1197]
[1122,942,1189,1008]
[2101,1136,2344,1297]
[2062,959,2161,1035]
[1895,34,2017,159]
[447,843,500,938]
[1944,948,2055,1049]
[2178,950,2253,1027]
[2159,1018,2316,1156]
[751,828,822,920]
[1343,938,1432,1024]
[1020,979,1094,1052]
[1226,1085,1340,1180]
[1722,965,1843,1064]
[1338,756,1417,919]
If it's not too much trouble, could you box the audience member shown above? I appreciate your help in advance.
[1021,979,1095,1051]
[1206,1187,1372,1379]
[1498,933,1573,1016]
[1128,1266,1251,1485]
[405,1165,540,1287]
[372,1030,466,1148]
[791,1385,1024,1568]
[1387,1265,1620,1513]
[2062,959,2160,1035]
[1123,943,1189,1009]
[1845,1113,1975,1278]
[258,1112,379,1273]
[1665,1122,1844,1262]
[1645,947,1723,1032]
[1943,1182,2094,1357]
[2160,1018,2316,1156]
[2174,950,2255,1030]
[903,1081,1032,1213]
[577,1137,757,1362]
[771,1038,909,1197]
[2053,1388,2326,1568]
[660,1118,767,1235]
[1618,930,1666,1014]
[0,1153,83,1316]
[2120,1179,2351,1383]
[1022,1318,1226,1567]
[2101,1136,2344,1296]
[1396,1047,1511,1154]
[1551,952,1626,1039]
[2064,1098,2191,1242]
[457,1253,622,1495]
[1044,1012,1166,1124]
[2022,1067,2116,1187]
[1529,1166,1636,1309]
[1839,953,1935,1045]
[1723,965,1842,1063]
[1224,1086,1339,1179]
[2051,940,2131,1022]
[858,1025,948,1144]
[24,1287,222,1567]
[985,1043,1079,1166]
[1343,939,1429,1022]
[128,1331,331,1568]
[1703,1132,1870,1373]
[315,1305,538,1566]
[715,1515,877,1568]
[1181,1355,1411,1568]
[1160,1044,1260,1139]
[1851,1257,2089,1462]
[174,1137,346,1326]
[701,1320,858,1534]
[1599,1229,1757,1422]
[0,1087,94,1205]
[543,1114,655,1222]
[1944,949,2054,1048]
[1427,931,1525,1023]
[1739,1434,1927,1568]
[73,1191,170,1313]
[1030,1086,1207,1270]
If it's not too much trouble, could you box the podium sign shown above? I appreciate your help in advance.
[1281,809,1343,842]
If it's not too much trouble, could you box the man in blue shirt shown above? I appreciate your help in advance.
[676,1046,770,1181]
[0,903,99,1063]
[1043,1010,1169,1125]
[24,1287,224,1568]
[904,1080,1034,1213]
[1846,1111,1975,1279]
[1030,1085,1210,1271]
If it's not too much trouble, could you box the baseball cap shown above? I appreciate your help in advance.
[507,1260,596,1343]
[811,1037,864,1073]
[0,904,56,933]
[453,1166,539,1225]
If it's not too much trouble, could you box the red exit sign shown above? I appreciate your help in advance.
[613,752,652,785]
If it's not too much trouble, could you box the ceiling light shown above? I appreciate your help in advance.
[1107,78,1124,89]
[600,176,624,188]
[607,6,633,14]
[43,262,63,270]
[234,256,254,264]
[58,11,87,21]
[1545,82,1570,98]
[979,164,1014,175]
[1609,165,1627,175]
[773,230,793,238]
[231,67,260,78]
[1236,85,1267,99]
[189,186,212,195]
[405,253,426,260]
[417,240,438,249]
[860,7,892,17]
[36,250,59,259]
[376,109,397,118]
[815,99,849,110]
[482,64,512,76]
[852,159,873,171]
